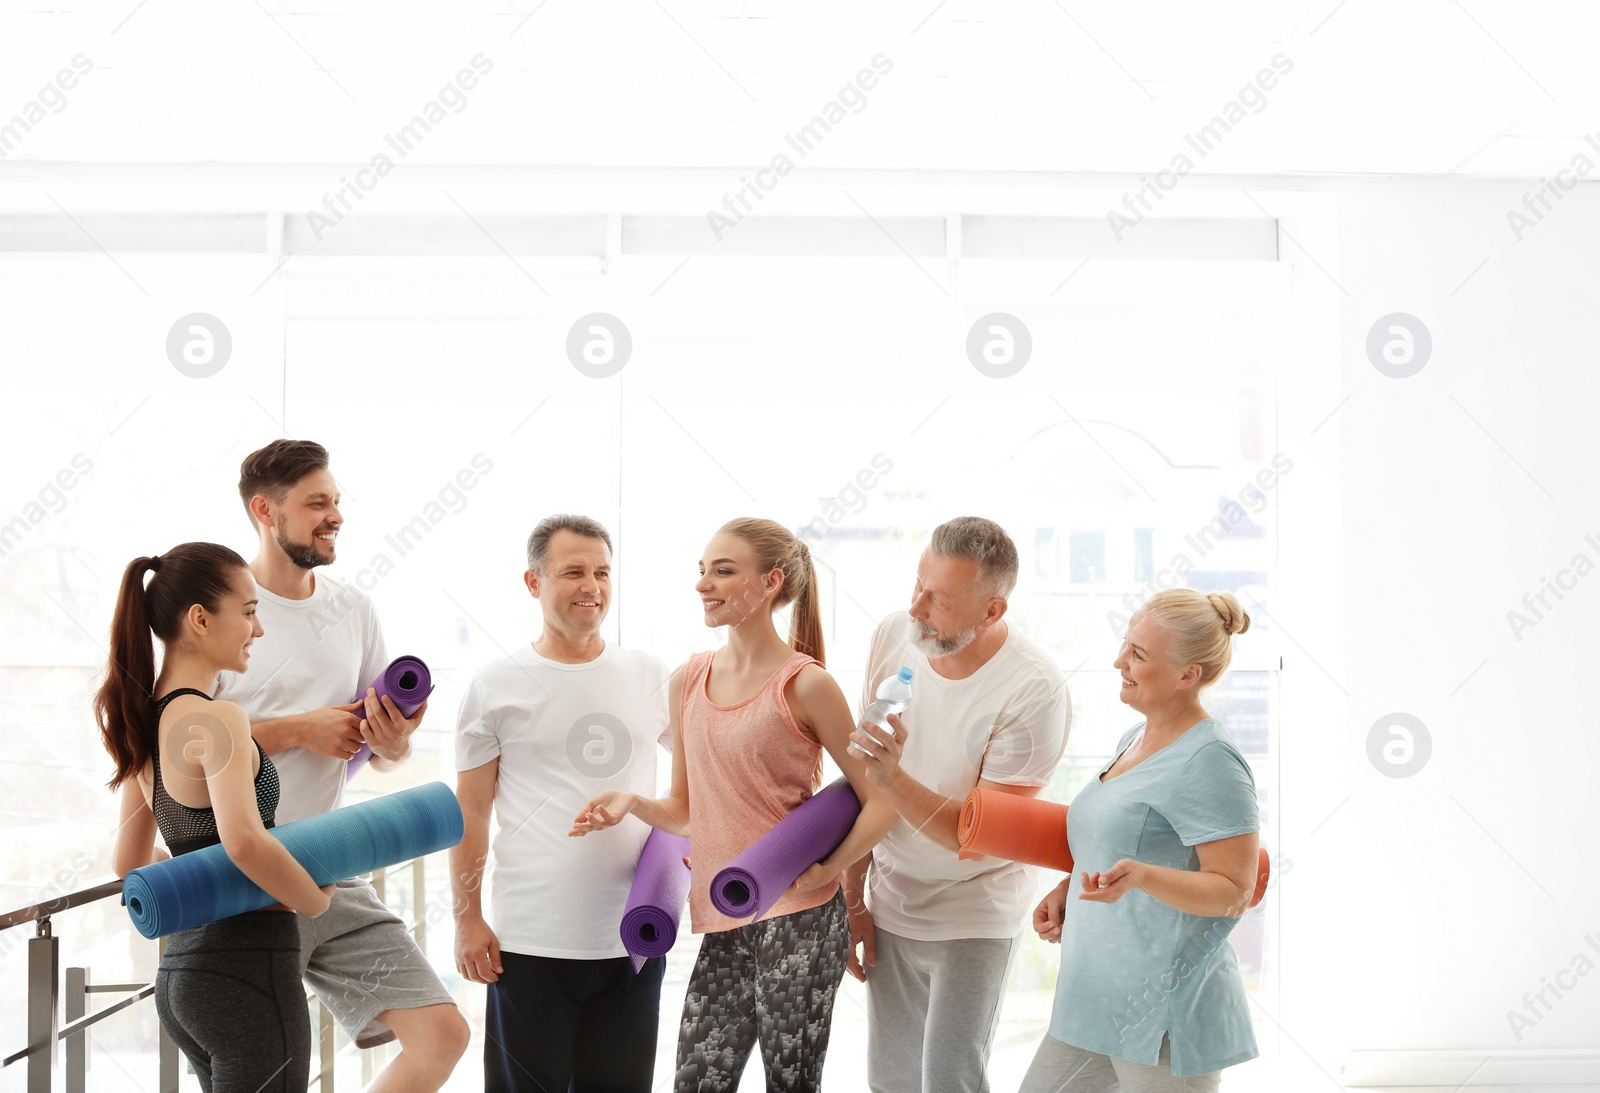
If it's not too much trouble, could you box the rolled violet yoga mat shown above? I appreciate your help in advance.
[956,787,1073,872]
[346,655,435,780]
[619,829,691,970]
[122,781,463,939]
[710,777,861,921]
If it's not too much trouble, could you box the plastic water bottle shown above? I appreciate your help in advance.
[856,667,914,749]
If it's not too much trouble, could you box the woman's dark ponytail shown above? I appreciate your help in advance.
[94,543,248,788]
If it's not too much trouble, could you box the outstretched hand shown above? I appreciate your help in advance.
[569,791,636,836]
[1076,860,1142,904]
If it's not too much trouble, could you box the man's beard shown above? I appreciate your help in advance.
[277,525,332,570]
[912,621,976,658]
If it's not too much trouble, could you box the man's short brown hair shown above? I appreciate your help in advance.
[238,440,330,525]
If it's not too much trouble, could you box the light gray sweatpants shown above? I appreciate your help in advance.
[866,926,1020,1093]
[1017,1034,1221,1092]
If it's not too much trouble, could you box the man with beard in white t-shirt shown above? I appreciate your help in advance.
[215,439,467,1091]
[451,514,671,1093]
[847,516,1071,1093]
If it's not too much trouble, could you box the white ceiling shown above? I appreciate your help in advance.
[0,0,1595,178]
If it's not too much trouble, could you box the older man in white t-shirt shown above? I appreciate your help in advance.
[848,516,1071,1093]
[453,515,671,1093]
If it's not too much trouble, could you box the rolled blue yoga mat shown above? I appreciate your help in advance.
[710,777,861,921]
[620,828,691,970]
[122,781,463,939]
[346,655,435,781]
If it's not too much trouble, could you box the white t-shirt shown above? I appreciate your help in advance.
[863,612,1071,942]
[455,643,671,960]
[214,574,389,825]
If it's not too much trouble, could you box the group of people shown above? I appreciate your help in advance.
[96,436,1263,1093]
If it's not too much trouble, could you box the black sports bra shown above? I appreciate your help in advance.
[149,688,279,856]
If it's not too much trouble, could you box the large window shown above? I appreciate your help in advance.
[0,234,1290,1087]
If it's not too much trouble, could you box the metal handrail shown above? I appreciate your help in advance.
[0,876,126,932]
[58,983,154,1041]
[3,856,434,1093]
[0,982,155,1067]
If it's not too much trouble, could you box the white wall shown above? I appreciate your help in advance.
[1271,173,1600,1085]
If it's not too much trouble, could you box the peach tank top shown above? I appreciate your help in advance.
[681,648,840,933]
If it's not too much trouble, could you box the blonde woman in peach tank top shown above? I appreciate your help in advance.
[571,518,898,1092]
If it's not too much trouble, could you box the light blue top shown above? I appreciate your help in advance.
[1048,718,1260,1078]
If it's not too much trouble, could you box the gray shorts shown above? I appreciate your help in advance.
[299,877,456,1049]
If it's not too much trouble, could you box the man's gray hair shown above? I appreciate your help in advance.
[929,516,1019,599]
[526,514,613,573]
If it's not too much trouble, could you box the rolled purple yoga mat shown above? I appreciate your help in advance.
[710,777,861,921]
[620,829,691,971]
[346,655,435,781]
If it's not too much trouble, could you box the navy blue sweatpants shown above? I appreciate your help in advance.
[484,951,666,1093]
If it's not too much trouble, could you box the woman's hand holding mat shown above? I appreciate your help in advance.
[710,778,862,921]
[122,781,464,938]
[790,860,838,895]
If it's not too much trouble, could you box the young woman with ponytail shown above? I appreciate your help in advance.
[97,543,331,1093]
[570,517,897,1092]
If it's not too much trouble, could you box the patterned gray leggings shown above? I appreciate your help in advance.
[675,892,850,1093]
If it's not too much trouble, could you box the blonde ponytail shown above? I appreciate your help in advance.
[718,517,825,667]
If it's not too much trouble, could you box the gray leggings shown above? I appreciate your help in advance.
[674,892,849,1093]
[1018,1034,1220,1093]
[154,909,309,1093]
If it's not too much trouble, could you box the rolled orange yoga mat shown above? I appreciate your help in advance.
[1251,848,1270,908]
[956,787,1073,872]
[956,787,1272,909]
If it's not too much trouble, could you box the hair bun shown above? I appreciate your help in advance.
[1207,592,1250,636]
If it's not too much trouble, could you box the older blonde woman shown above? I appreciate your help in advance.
[1027,589,1261,1092]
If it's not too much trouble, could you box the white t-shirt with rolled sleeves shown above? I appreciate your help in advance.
[215,574,390,825]
[455,643,671,960]
[862,612,1071,942]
